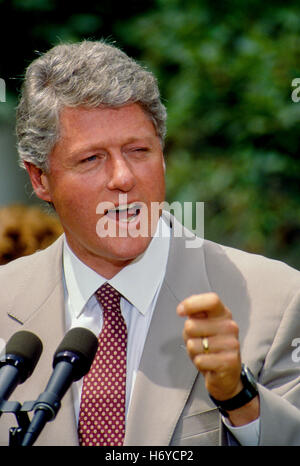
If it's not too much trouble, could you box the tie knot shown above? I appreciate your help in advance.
[95,283,121,311]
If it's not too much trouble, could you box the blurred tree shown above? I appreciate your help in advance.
[115,0,300,268]
[0,0,299,268]
[0,0,154,109]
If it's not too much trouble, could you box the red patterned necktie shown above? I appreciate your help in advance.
[78,283,127,446]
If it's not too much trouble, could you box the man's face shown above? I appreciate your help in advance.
[29,103,166,277]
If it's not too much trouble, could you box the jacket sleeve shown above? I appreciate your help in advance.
[222,291,300,446]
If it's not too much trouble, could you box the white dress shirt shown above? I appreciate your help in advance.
[62,216,171,423]
[62,215,259,445]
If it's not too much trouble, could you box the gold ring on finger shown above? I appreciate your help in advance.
[202,337,209,354]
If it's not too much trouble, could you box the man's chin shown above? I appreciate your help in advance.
[104,235,153,262]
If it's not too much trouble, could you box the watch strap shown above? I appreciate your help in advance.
[209,365,258,417]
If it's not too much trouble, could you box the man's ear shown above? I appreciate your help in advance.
[24,162,52,202]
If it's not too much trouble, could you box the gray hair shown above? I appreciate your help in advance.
[16,40,167,172]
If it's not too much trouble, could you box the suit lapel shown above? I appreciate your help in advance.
[124,216,212,445]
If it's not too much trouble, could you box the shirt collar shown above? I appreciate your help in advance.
[63,216,170,318]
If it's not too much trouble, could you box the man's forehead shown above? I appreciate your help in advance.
[59,104,157,136]
[60,103,146,119]
[53,103,161,156]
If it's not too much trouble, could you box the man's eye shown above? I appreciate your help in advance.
[130,147,149,154]
[82,155,97,163]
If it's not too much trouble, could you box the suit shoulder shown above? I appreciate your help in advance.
[203,239,300,294]
[0,235,64,284]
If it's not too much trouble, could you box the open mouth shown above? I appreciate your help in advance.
[104,202,142,223]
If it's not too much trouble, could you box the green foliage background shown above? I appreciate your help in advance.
[1,0,300,268]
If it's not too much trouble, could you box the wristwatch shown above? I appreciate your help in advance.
[209,364,258,417]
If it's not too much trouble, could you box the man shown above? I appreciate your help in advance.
[0,40,299,446]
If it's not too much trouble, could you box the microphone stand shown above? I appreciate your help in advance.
[0,398,36,446]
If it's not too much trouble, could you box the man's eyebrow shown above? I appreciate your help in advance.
[67,143,105,158]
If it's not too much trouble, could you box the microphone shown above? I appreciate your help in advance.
[0,331,43,406]
[21,327,98,446]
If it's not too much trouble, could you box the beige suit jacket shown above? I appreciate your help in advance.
[0,216,300,446]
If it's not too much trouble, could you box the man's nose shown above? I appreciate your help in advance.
[106,156,136,192]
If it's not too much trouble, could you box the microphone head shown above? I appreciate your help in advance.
[1,331,43,383]
[53,327,98,380]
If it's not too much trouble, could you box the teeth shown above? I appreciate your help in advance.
[105,202,141,222]
[109,202,139,213]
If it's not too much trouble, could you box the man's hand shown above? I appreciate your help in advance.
[177,292,259,426]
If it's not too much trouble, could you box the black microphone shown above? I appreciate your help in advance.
[21,327,98,446]
[0,331,43,407]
